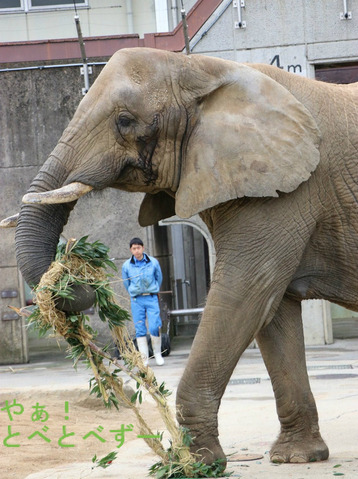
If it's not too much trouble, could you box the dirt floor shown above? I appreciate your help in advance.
[1,337,358,479]
[0,387,164,479]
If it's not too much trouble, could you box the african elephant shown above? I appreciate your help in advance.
[5,47,358,468]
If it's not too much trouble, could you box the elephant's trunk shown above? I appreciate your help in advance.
[15,156,72,287]
[16,154,97,312]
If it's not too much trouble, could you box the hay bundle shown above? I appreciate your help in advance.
[23,237,227,479]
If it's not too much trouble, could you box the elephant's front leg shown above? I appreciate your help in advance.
[176,197,316,466]
[256,295,329,463]
[176,286,252,465]
[176,269,282,466]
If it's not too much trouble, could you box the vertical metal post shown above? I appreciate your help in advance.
[74,15,91,95]
[234,0,246,29]
[340,0,352,19]
[180,1,190,54]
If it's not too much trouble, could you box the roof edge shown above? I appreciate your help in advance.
[0,0,222,64]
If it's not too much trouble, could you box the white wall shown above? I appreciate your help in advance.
[0,0,158,42]
[0,0,201,42]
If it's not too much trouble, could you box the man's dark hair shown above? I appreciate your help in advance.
[129,237,144,248]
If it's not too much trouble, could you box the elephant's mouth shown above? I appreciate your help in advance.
[136,136,159,186]
[111,138,159,191]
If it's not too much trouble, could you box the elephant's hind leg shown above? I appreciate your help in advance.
[256,295,329,463]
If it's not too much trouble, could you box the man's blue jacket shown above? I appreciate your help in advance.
[122,253,163,298]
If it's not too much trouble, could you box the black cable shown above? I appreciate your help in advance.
[73,0,78,16]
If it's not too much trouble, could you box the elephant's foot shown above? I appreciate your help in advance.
[189,434,227,469]
[270,431,329,463]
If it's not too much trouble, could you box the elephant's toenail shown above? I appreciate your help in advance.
[290,455,306,463]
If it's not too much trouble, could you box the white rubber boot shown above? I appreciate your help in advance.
[136,336,149,366]
[151,335,164,366]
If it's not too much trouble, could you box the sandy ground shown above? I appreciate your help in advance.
[0,387,167,479]
[1,337,358,479]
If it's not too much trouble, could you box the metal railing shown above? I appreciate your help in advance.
[167,307,204,317]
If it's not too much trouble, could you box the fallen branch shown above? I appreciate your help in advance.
[19,236,229,479]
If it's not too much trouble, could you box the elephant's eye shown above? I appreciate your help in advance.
[117,116,133,129]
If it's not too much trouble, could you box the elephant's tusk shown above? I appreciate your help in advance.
[22,182,93,205]
[0,213,19,228]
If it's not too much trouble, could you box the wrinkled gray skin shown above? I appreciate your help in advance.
[15,47,358,468]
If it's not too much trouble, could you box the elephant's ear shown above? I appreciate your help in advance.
[175,64,321,219]
[138,192,176,227]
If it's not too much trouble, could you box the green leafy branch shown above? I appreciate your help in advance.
[21,236,230,479]
[92,451,118,469]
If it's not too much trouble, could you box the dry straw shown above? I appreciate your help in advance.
[26,237,199,478]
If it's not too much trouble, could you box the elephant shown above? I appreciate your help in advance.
[4,47,358,468]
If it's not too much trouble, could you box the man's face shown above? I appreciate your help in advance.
[130,244,144,261]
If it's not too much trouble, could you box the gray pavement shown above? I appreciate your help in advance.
[1,335,357,478]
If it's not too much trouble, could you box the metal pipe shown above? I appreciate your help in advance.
[340,0,352,19]
[74,15,87,65]
[343,0,349,18]
[181,3,190,55]
[235,0,246,29]
[126,0,134,34]
[0,62,106,73]
[189,0,231,51]
[74,14,90,94]
[168,307,204,317]
[171,0,179,29]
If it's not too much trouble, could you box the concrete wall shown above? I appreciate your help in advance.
[2,0,358,363]
[0,0,211,364]
[0,63,147,363]
[188,0,358,345]
[191,0,358,72]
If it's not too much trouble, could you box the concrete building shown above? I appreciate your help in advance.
[0,0,198,42]
[1,0,357,364]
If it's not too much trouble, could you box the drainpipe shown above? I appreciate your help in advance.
[171,0,179,29]
[126,0,134,33]
[155,0,170,31]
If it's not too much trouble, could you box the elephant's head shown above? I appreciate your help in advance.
[13,48,320,309]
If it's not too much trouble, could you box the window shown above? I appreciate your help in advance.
[31,0,86,6]
[0,0,87,11]
[315,63,358,84]
[0,0,22,9]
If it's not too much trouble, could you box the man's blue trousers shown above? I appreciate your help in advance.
[130,294,162,337]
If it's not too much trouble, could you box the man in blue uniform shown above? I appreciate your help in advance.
[122,237,164,366]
